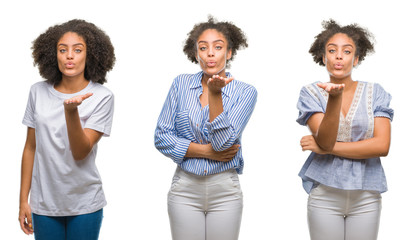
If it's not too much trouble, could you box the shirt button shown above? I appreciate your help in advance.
[196,124,199,127]
[204,170,207,173]
[200,140,203,143]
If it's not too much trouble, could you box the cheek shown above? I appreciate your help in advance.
[79,55,87,68]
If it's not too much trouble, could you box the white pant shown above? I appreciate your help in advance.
[168,167,243,240]
[308,184,382,240]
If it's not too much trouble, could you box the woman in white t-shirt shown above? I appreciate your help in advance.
[18,19,115,240]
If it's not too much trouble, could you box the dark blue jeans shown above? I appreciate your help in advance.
[32,209,103,240]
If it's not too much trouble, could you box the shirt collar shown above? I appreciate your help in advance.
[189,71,232,97]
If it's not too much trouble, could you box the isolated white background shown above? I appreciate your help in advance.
[1,0,412,239]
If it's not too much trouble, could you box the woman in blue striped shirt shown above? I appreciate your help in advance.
[297,20,393,240]
[155,16,257,240]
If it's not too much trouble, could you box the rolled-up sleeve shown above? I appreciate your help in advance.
[206,85,257,151]
[154,79,191,164]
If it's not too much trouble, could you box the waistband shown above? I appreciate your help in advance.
[174,166,237,184]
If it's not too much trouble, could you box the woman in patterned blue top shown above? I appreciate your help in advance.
[155,16,257,240]
[297,20,393,240]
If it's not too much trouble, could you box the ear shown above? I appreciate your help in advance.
[226,49,232,60]
[353,56,359,66]
[322,55,325,65]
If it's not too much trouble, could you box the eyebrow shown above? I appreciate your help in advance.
[58,43,85,47]
[327,43,354,48]
[198,39,225,44]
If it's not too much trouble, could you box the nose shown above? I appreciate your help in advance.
[66,49,74,59]
[207,48,215,57]
[336,51,343,60]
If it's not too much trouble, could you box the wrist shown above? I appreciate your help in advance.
[208,89,222,95]
[64,105,79,114]
[202,144,214,159]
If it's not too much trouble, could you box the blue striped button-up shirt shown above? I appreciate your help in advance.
[155,71,257,176]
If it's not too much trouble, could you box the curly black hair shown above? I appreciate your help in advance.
[183,16,248,68]
[309,19,375,66]
[32,19,115,85]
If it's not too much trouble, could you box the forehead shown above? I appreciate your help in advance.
[197,29,227,43]
[58,32,86,45]
[326,33,355,47]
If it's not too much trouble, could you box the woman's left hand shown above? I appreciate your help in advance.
[207,75,234,93]
[64,93,93,111]
[300,135,329,155]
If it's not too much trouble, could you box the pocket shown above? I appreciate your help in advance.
[230,174,241,189]
[169,175,182,191]
[308,184,327,203]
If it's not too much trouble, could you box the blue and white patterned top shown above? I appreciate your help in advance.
[155,71,257,176]
[297,81,394,193]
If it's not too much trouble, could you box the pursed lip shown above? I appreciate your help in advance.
[207,61,216,67]
[334,62,343,70]
[65,62,75,68]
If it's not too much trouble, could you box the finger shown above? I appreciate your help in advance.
[316,82,324,88]
[228,144,240,150]
[226,146,240,154]
[225,77,235,84]
[210,76,224,83]
[82,92,93,100]
[19,216,27,234]
[65,97,81,105]
[27,214,33,230]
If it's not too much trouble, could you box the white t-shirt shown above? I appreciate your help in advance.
[23,81,114,216]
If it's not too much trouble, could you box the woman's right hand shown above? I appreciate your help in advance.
[317,82,345,96]
[19,202,33,235]
[205,143,240,162]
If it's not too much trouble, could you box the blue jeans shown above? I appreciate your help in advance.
[32,209,103,240]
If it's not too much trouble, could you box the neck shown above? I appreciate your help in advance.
[55,75,89,94]
[330,74,353,84]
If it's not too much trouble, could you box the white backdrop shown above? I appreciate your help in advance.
[1,0,412,239]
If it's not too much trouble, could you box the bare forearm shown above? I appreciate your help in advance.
[185,142,208,158]
[185,142,239,162]
[315,95,342,151]
[330,117,391,159]
[65,108,92,160]
[330,138,390,159]
[20,136,36,203]
[20,153,34,203]
[208,91,223,122]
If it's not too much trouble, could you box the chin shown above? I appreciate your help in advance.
[202,70,217,76]
[329,71,351,79]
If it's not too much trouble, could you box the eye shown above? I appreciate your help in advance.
[215,46,222,50]
[59,49,67,53]
[344,50,351,54]
[328,49,335,53]
[74,49,82,53]
[199,46,207,51]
